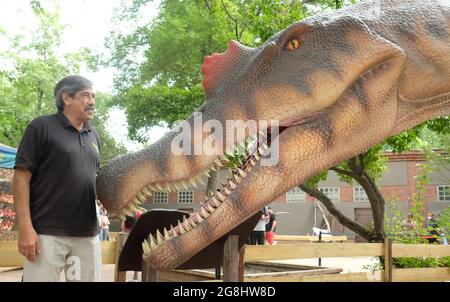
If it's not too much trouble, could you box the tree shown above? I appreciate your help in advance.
[0,0,126,161]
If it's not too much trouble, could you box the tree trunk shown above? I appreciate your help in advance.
[302,154,386,242]
[205,170,219,202]
[299,184,372,240]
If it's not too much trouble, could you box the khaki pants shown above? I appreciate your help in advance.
[23,235,101,282]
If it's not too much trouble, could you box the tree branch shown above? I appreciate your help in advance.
[220,0,240,42]
[299,184,372,240]
[330,166,358,179]
[204,0,211,11]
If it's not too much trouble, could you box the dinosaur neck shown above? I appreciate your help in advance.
[393,93,450,136]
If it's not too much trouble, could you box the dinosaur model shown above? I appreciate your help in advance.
[96,0,450,270]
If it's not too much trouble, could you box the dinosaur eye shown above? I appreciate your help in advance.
[286,39,300,51]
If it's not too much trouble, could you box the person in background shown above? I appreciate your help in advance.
[265,207,277,245]
[100,208,110,241]
[249,207,268,245]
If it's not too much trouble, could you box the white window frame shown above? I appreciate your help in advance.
[319,187,340,203]
[178,191,194,204]
[286,187,306,203]
[153,192,168,204]
[437,185,450,202]
[354,187,369,202]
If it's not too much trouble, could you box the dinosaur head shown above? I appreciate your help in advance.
[97,11,436,270]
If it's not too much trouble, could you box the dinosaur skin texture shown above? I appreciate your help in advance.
[96,0,450,270]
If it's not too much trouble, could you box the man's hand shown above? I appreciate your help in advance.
[18,227,40,262]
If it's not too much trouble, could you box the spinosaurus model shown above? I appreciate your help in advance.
[97,0,450,270]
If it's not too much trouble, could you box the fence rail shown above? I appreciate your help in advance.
[1,235,450,282]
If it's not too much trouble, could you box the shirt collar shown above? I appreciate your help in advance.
[56,111,92,133]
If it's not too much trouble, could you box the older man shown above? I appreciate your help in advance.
[13,75,101,281]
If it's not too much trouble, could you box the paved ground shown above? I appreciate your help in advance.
[0,265,141,282]
[0,257,377,282]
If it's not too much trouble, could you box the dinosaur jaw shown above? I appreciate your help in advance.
[140,115,323,270]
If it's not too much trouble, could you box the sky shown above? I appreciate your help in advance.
[0,0,168,151]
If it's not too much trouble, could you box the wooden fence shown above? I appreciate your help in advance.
[1,234,450,282]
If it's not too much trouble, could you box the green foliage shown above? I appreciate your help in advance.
[107,0,342,138]
[366,163,450,271]
[91,93,128,163]
[120,84,205,143]
[0,1,126,162]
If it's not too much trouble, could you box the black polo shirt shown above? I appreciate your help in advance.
[15,112,101,237]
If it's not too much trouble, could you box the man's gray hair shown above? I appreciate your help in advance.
[54,75,93,112]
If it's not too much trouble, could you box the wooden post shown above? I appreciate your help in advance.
[223,235,240,282]
[384,237,393,282]
[238,244,245,282]
[142,259,158,282]
[114,232,128,282]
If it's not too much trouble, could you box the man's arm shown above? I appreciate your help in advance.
[271,215,277,232]
[13,168,40,262]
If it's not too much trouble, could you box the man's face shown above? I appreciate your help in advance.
[64,88,96,121]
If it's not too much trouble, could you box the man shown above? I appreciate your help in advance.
[13,75,101,282]
[265,207,277,245]
[249,207,268,245]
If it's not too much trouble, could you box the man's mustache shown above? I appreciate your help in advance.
[84,106,95,112]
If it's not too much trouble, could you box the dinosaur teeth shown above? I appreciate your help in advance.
[250,158,257,166]
[189,217,197,228]
[178,221,186,234]
[163,183,172,192]
[142,240,150,254]
[182,216,193,231]
[254,153,261,160]
[224,187,232,195]
[203,170,211,178]
[189,178,198,189]
[205,204,215,213]
[234,174,242,183]
[164,228,170,240]
[174,182,182,191]
[156,229,164,245]
[199,207,210,218]
[262,143,268,150]
[228,180,237,190]
[181,180,189,190]
[238,168,247,178]
[210,197,222,208]
[141,186,152,197]
[149,234,157,250]
[216,191,226,201]
[154,183,163,191]
[258,146,265,155]
[197,175,206,186]
[194,212,203,224]
[214,158,223,167]
[136,192,146,202]
[129,202,140,213]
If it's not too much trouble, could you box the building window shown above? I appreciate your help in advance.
[178,191,194,204]
[153,192,168,204]
[354,187,369,202]
[286,187,306,203]
[319,187,340,203]
[437,185,450,201]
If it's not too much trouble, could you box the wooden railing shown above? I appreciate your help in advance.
[243,239,450,282]
[2,234,450,282]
